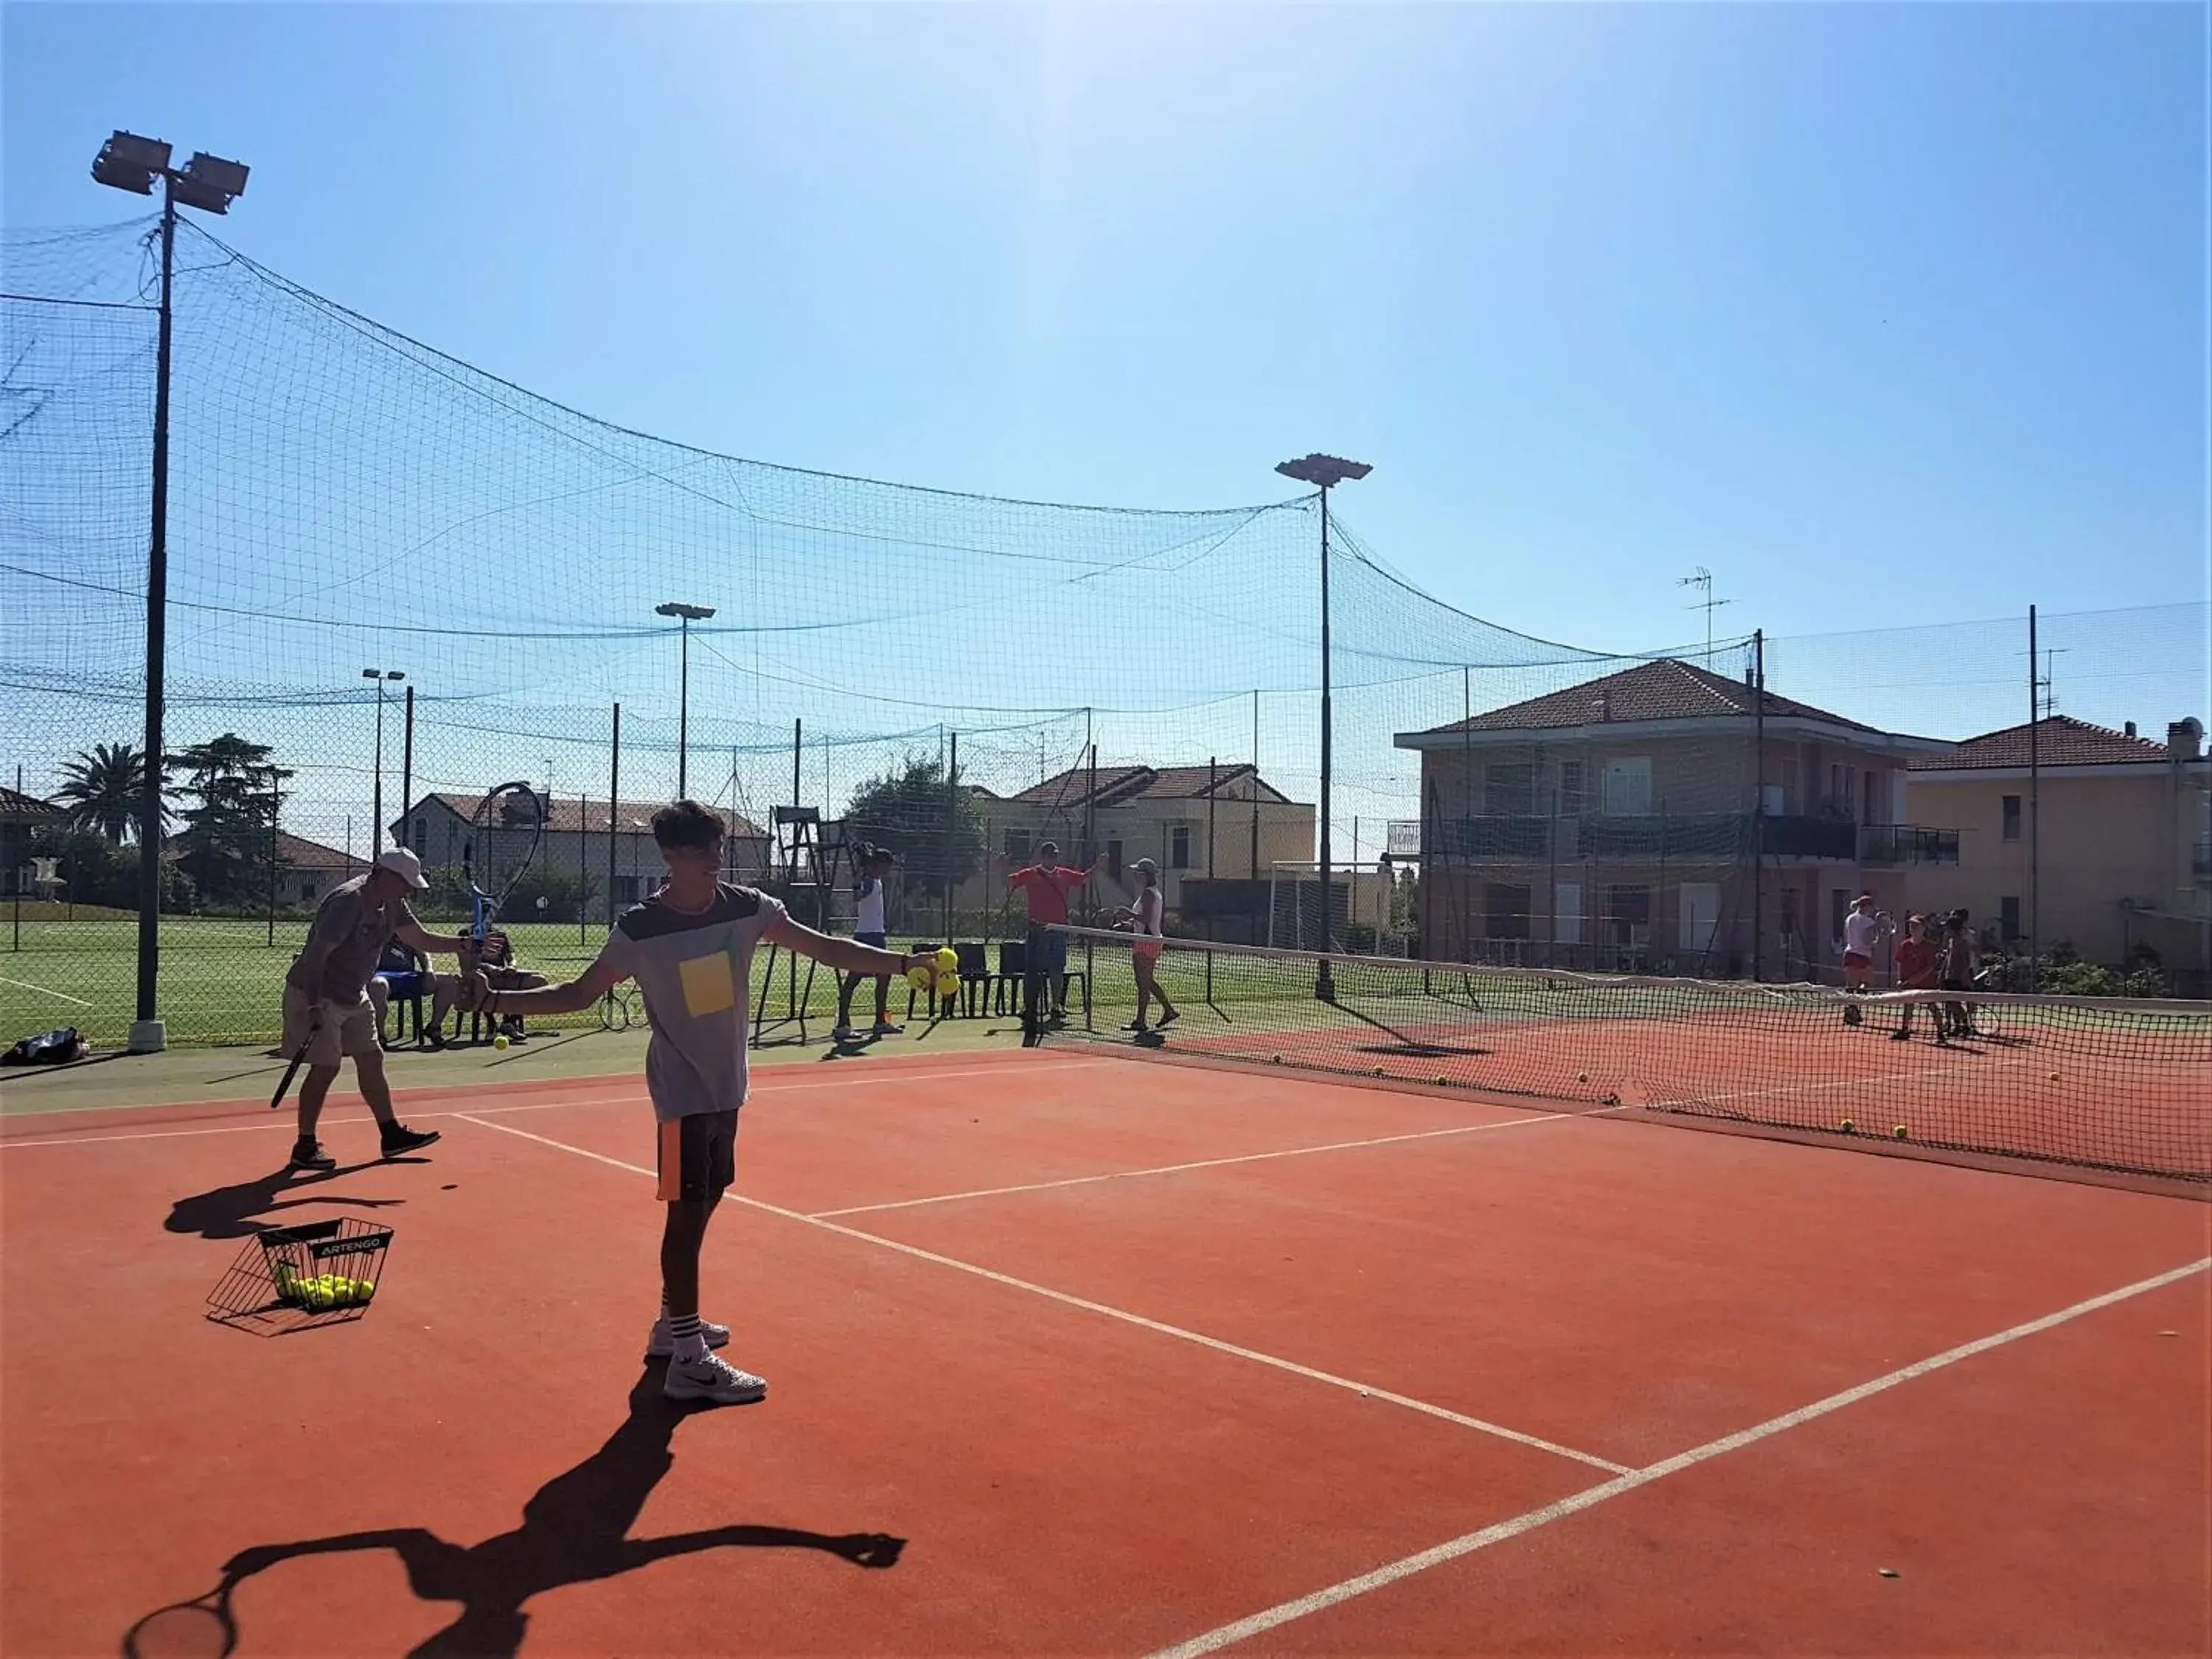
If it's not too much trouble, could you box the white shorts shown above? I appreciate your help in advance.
[281,984,378,1068]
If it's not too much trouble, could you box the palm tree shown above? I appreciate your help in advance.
[52,742,165,844]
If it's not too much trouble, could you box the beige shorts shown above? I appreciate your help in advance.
[281,984,378,1068]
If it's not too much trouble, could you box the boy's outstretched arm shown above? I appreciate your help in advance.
[462,954,627,1020]
[769,914,936,979]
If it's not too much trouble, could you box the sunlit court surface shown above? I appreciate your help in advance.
[3,1003,2205,1659]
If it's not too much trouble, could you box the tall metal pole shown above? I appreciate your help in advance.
[1752,630,1766,982]
[1317,485,1335,994]
[945,730,958,941]
[607,702,620,931]
[371,678,387,855]
[677,616,692,799]
[1249,691,1260,883]
[2028,605,2040,988]
[1206,755,1218,998]
[399,684,415,847]
[12,762,21,953]
[131,181,177,1050]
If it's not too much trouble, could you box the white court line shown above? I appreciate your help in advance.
[1145,1256,2212,1658]
[0,974,94,1006]
[807,1108,1590,1218]
[0,1058,1113,1149]
[454,1111,1635,1476]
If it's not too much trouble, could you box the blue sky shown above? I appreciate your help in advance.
[7,1,2205,661]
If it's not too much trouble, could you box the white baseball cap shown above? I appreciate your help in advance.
[375,846,429,889]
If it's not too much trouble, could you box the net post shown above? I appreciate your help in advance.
[606,703,620,933]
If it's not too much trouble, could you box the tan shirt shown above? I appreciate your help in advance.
[285,876,415,1004]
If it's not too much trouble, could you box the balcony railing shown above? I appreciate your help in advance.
[1858,824,1962,867]
[1425,812,1874,863]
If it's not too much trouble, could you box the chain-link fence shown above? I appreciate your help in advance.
[5,218,2206,1047]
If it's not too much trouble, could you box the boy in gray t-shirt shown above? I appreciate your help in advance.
[462,799,933,1405]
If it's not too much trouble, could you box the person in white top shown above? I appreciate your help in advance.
[1838,892,1888,1025]
[1112,857,1179,1035]
[835,844,903,1041]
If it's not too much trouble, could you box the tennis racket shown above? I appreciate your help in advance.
[268,1009,320,1110]
[462,781,547,948]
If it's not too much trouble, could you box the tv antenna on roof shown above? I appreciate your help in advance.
[1676,568,1733,663]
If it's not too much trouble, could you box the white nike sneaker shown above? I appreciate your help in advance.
[664,1352,768,1405]
[645,1315,730,1359]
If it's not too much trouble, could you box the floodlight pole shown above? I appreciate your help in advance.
[363,670,403,854]
[94,131,249,1054]
[131,180,176,1050]
[1275,454,1371,1000]
[656,602,714,798]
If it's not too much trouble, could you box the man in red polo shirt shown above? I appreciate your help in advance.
[1008,840,1099,1023]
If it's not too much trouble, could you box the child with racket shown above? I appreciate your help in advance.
[1110,857,1178,1034]
[833,842,902,1042]
[458,800,937,1405]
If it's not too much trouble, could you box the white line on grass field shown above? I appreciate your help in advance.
[808,1109,1584,1218]
[0,1057,1113,1146]
[1143,1255,2212,1658]
[455,1111,1635,1476]
[0,974,94,1006]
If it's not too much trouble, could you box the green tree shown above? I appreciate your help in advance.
[50,741,168,844]
[167,734,291,907]
[845,757,987,908]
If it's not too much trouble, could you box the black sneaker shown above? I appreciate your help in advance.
[380,1124,441,1158]
[288,1138,337,1174]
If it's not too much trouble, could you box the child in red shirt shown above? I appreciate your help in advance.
[1891,914,1941,1043]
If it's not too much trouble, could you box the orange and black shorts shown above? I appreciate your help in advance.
[655,1110,738,1203]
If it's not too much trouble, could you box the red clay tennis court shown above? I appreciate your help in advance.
[3,1039,2206,1658]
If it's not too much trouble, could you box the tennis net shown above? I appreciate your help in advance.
[1034,925,2212,1183]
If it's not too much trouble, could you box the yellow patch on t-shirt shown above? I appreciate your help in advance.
[677,950,736,1016]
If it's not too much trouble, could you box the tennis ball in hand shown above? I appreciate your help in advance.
[935,947,958,973]
[493,1034,509,1051]
[905,964,933,991]
[934,972,959,1000]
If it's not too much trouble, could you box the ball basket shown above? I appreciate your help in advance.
[206,1217,393,1336]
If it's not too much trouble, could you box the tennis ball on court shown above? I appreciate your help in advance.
[1839,1119,1856,1134]
[2046,1070,2062,1082]
[1576,1071,1590,1084]
[1892,1125,1909,1140]
[1270,1054,1283,1064]
[493,1034,509,1050]
[1434,1074,1449,1087]
[1373,1064,1386,1077]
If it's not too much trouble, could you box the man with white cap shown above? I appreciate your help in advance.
[279,846,478,1171]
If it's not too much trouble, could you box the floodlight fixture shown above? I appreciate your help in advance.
[91,131,171,194]
[1275,453,1372,491]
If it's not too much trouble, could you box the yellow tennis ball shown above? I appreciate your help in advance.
[1892,1125,1909,1140]
[355,1278,375,1301]
[905,964,933,990]
[493,1034,509,1050]
[2046,1070,2062,1082]
[1839,1119,1856,1133]
[1434,1074,1449,1087]
[934,972,959,999]
[1576,1071,1590,1084]
[935,947,958,973]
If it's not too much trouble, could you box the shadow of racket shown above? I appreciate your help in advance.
[123,1577,238,1659]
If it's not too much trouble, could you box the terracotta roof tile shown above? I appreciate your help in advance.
[1909,715,2171,771]
[1406,658,1883,737]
